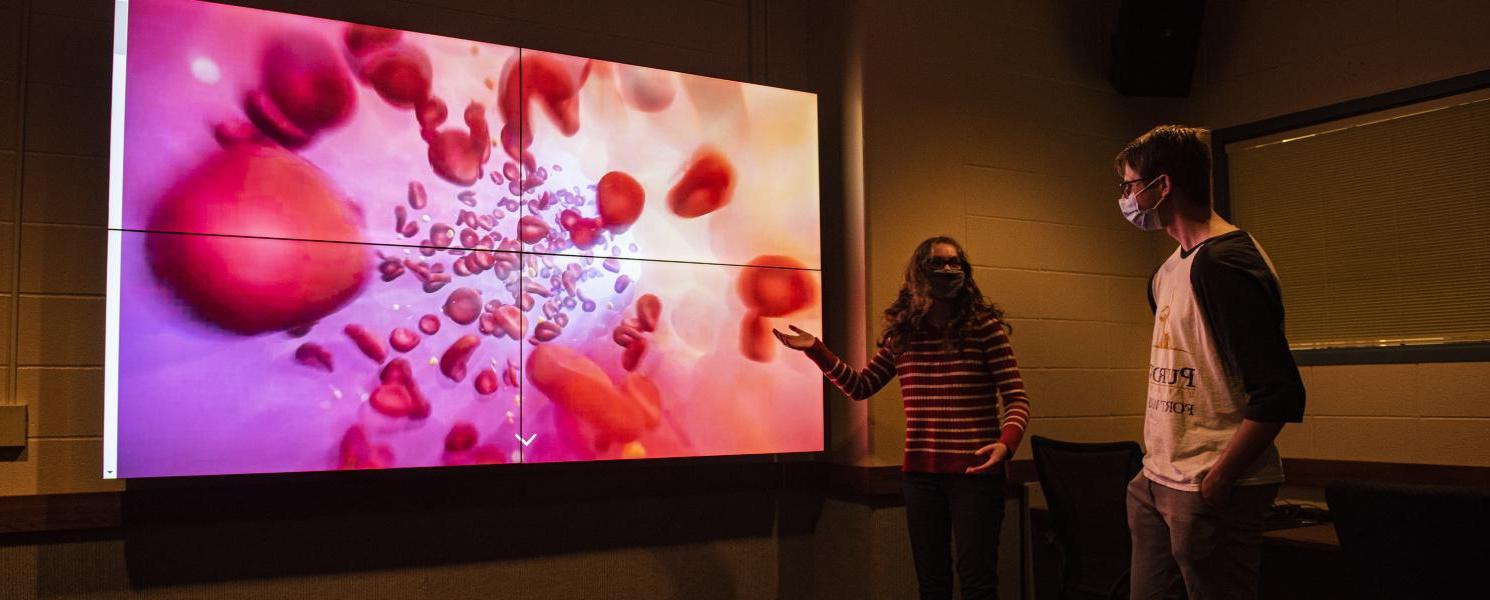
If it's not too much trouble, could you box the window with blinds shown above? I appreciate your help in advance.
[1226,92,1490,351]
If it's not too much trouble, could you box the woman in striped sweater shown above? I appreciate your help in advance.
[774,236,1030,600]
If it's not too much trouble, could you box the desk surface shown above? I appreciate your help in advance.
[1262,523,1339,551]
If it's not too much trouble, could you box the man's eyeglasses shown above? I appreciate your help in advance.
[1118,175,1159,198]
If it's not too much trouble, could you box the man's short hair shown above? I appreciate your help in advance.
[1114,125,1213,214]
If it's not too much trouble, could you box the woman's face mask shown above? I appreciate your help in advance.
[1119,175,1166,231]
[924,256,965,299]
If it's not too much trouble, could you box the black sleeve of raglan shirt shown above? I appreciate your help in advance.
[1190,232,1306,422]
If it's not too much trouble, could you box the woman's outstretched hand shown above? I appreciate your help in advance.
[772,324,818,351]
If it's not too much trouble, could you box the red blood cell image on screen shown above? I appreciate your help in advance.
[667,147,734,218]
[145,145,368,335]
[294,342,334,372]
[615,64,676,113]
[356,42,432,108]
[445,422,479,452]
[388,327,420,353]
[596,171,644,232]
[474,367,500,395]
[634,293,661,332]
[339,425,394,469]
[526,344,661,443]
[736,255,816,317]
[739,311,776,363]
[344,323,388,363]
[442,287,482,325]
[440,335,481,382]
[426,102,491,186]
[343,24,400,59]
[245,31,357,148]
[418,313,441,335]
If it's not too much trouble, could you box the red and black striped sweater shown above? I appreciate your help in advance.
[807,316,1030,474]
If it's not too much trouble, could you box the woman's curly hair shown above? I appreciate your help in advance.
[878,236,1007,353]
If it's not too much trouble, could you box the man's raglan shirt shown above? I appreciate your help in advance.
[1143,229,1306,491]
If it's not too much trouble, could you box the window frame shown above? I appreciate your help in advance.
[1211,68,1490,366]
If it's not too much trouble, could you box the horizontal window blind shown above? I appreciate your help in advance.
[1227,95,1490,350]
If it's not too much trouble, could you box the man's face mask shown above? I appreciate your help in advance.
[1119,175,1166,231]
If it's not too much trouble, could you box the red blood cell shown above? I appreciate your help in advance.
[339,425,394,469]
[614,274,631,293]
[429,223,455,247]
[416,96,447,132]
[667,148,735,218]
[394,204,408,230]
[478,312,499,335]
[621,337,648,371]
[635,294,662,333]
[533,320,562,342]
[494,305,525,340]
[418,313,441,334]
[474,368,500,395]
[472,250,496,270]
[380,357,413,385]
[518,215,550,244]
[358,43,432,108]
[443,287,482,325]
[345,324,388,363]
[427,102,490,186]
[558,209,580,230]
[343,25,401,58]
[603,258,621,273]
[400,221,420,238]
[518,292,536,312]
[616,64,677,112]
[502,362,520,388]
[740,311,776,362]
[212,120,263,147]
[294,342,334,372]
[618,373,663,428]
[453,257,472,277]
[445,422,479,452]
[458,190,478,207]
[736,255,817,317]
[478,214,496,230]
[597,171,645,232]
[440,335,481,382]
[389,327,420,353]
[145,145,368,335]
[568,217,603,250]
[423,274,451,293]
[502,162,521,182]
[460,228,480,247]
[370,382,419,417]
[524,54,583,136]
[407,181,428,209]
[471,445,507,465]
[526,344,660,442]
[254,31,357,145]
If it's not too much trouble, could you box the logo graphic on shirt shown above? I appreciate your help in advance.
[1153,306,1186,353]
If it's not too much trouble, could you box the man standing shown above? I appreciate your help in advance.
[1114,125,1306,600]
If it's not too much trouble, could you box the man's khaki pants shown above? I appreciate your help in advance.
[1126,473,1279,600]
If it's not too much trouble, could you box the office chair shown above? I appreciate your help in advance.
[1030,436,1143,600]
[1327,479,1490,600]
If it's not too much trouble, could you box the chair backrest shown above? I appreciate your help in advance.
[1030,436,1143,600]
[1326,479,1490,600]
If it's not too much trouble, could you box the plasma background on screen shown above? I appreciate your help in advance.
[105,0,823,478]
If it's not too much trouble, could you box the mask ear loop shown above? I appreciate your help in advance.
[1131,175,1168,212]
